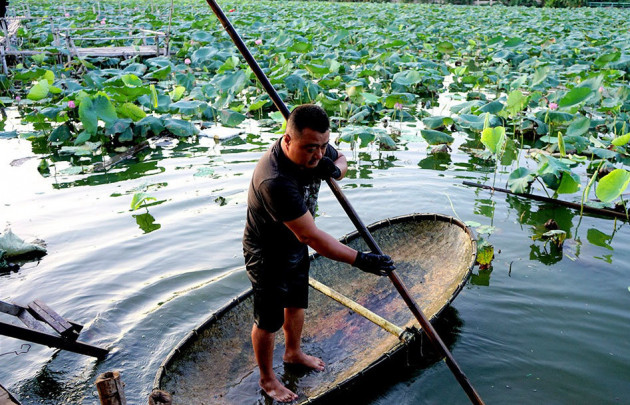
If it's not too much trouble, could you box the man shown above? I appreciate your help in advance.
[243,104,395,402]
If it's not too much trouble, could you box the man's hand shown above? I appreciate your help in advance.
[314,156,341,180]
[353,252,395,276]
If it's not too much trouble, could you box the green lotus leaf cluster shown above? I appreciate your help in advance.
[2,0,629,209]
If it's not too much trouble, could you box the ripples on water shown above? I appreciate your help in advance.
[1,121,629,404]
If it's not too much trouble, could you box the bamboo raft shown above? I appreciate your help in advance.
[0,18,169,73]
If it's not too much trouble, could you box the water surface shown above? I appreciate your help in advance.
[1,121,629,404]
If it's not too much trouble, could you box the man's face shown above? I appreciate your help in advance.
[284,127,330,169]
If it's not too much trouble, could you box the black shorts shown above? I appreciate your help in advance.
[244,251,310,333]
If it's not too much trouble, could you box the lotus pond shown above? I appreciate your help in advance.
[1,0,629,404]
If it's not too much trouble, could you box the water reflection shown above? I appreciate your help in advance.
[18,366,66,400]
[506,195,575,234]
[133,212,161,234]
[316,305,465,404]
[473,198,495,219]
[418,152,451,171]
[52,161,165,189]
[470,267,492,287]
[586,228,613,251]
[344,153,398,180]
[37,133,271,190]
[529,242,563,265]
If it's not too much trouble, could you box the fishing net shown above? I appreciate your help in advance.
[157,214,475,404]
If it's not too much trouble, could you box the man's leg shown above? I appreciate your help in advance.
[282,307,325,370]
[251,324,298,402]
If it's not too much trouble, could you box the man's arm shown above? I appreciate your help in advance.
[284,211,357,264]
[333,152,347,180]
[285,211,395,276]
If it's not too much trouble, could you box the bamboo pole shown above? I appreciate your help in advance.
[462,181,629,221]
[96,371,127,405]
[0,46,7,75]
[309,277,404,338]
[204,1,485,404]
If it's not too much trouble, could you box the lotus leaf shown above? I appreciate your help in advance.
[27,80,50,101]
[508,167,536,194]
[164,119,199,137]
[481,126,505,155]
[146,65,172,80]
[559,87,592,109]
[557,170,581,194]
[594,52,620,69]
[612,134,630,147]
[421,129,454,146]
[118,103,147,121]
[79,97,98,135]
[220,110,247,128]
[566,115,590,137]
[48,124,71,143]
[596,169,630,203]
[422,116,453,130]
[135,116,165,138]
[384,93,415,108]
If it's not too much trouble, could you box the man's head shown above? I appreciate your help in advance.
[283,105,331,169]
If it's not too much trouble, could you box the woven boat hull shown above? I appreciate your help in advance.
[155,213,476,404]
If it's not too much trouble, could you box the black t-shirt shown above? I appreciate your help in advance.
[243,137,339,266]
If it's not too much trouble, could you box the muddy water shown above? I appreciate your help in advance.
[1,120,629,404]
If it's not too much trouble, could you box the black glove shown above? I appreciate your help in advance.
[314,156,341,180]
[353,252,395,276]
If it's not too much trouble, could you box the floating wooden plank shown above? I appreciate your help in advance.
[0,300,83,333]
[72,45,167,58]
[0,321,108,359]
[0,383,21,405]
[0,301,20,316]
[16,308,48,334]
[28,300,78,339]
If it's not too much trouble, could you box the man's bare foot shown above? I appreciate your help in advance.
[260,376,298,403]
[283,351,325,371]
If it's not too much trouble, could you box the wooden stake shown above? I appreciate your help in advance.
[148,389,172,405]
[96,371,127,405]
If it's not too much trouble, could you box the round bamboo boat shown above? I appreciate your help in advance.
[155,213,477,404]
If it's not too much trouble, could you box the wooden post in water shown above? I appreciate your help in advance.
[148,389,172,405]
[95,371,127,405]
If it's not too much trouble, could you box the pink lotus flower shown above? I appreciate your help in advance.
[255,39,263,45]
[394,102,403,110]
[100,19,106,25]
[64,12,70,17]
[229,8,235,12]
[184,58,191,65]
[549,102,558,110]
[598,86,604,93]
[68,100,76,109]
[15,96,21,102]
